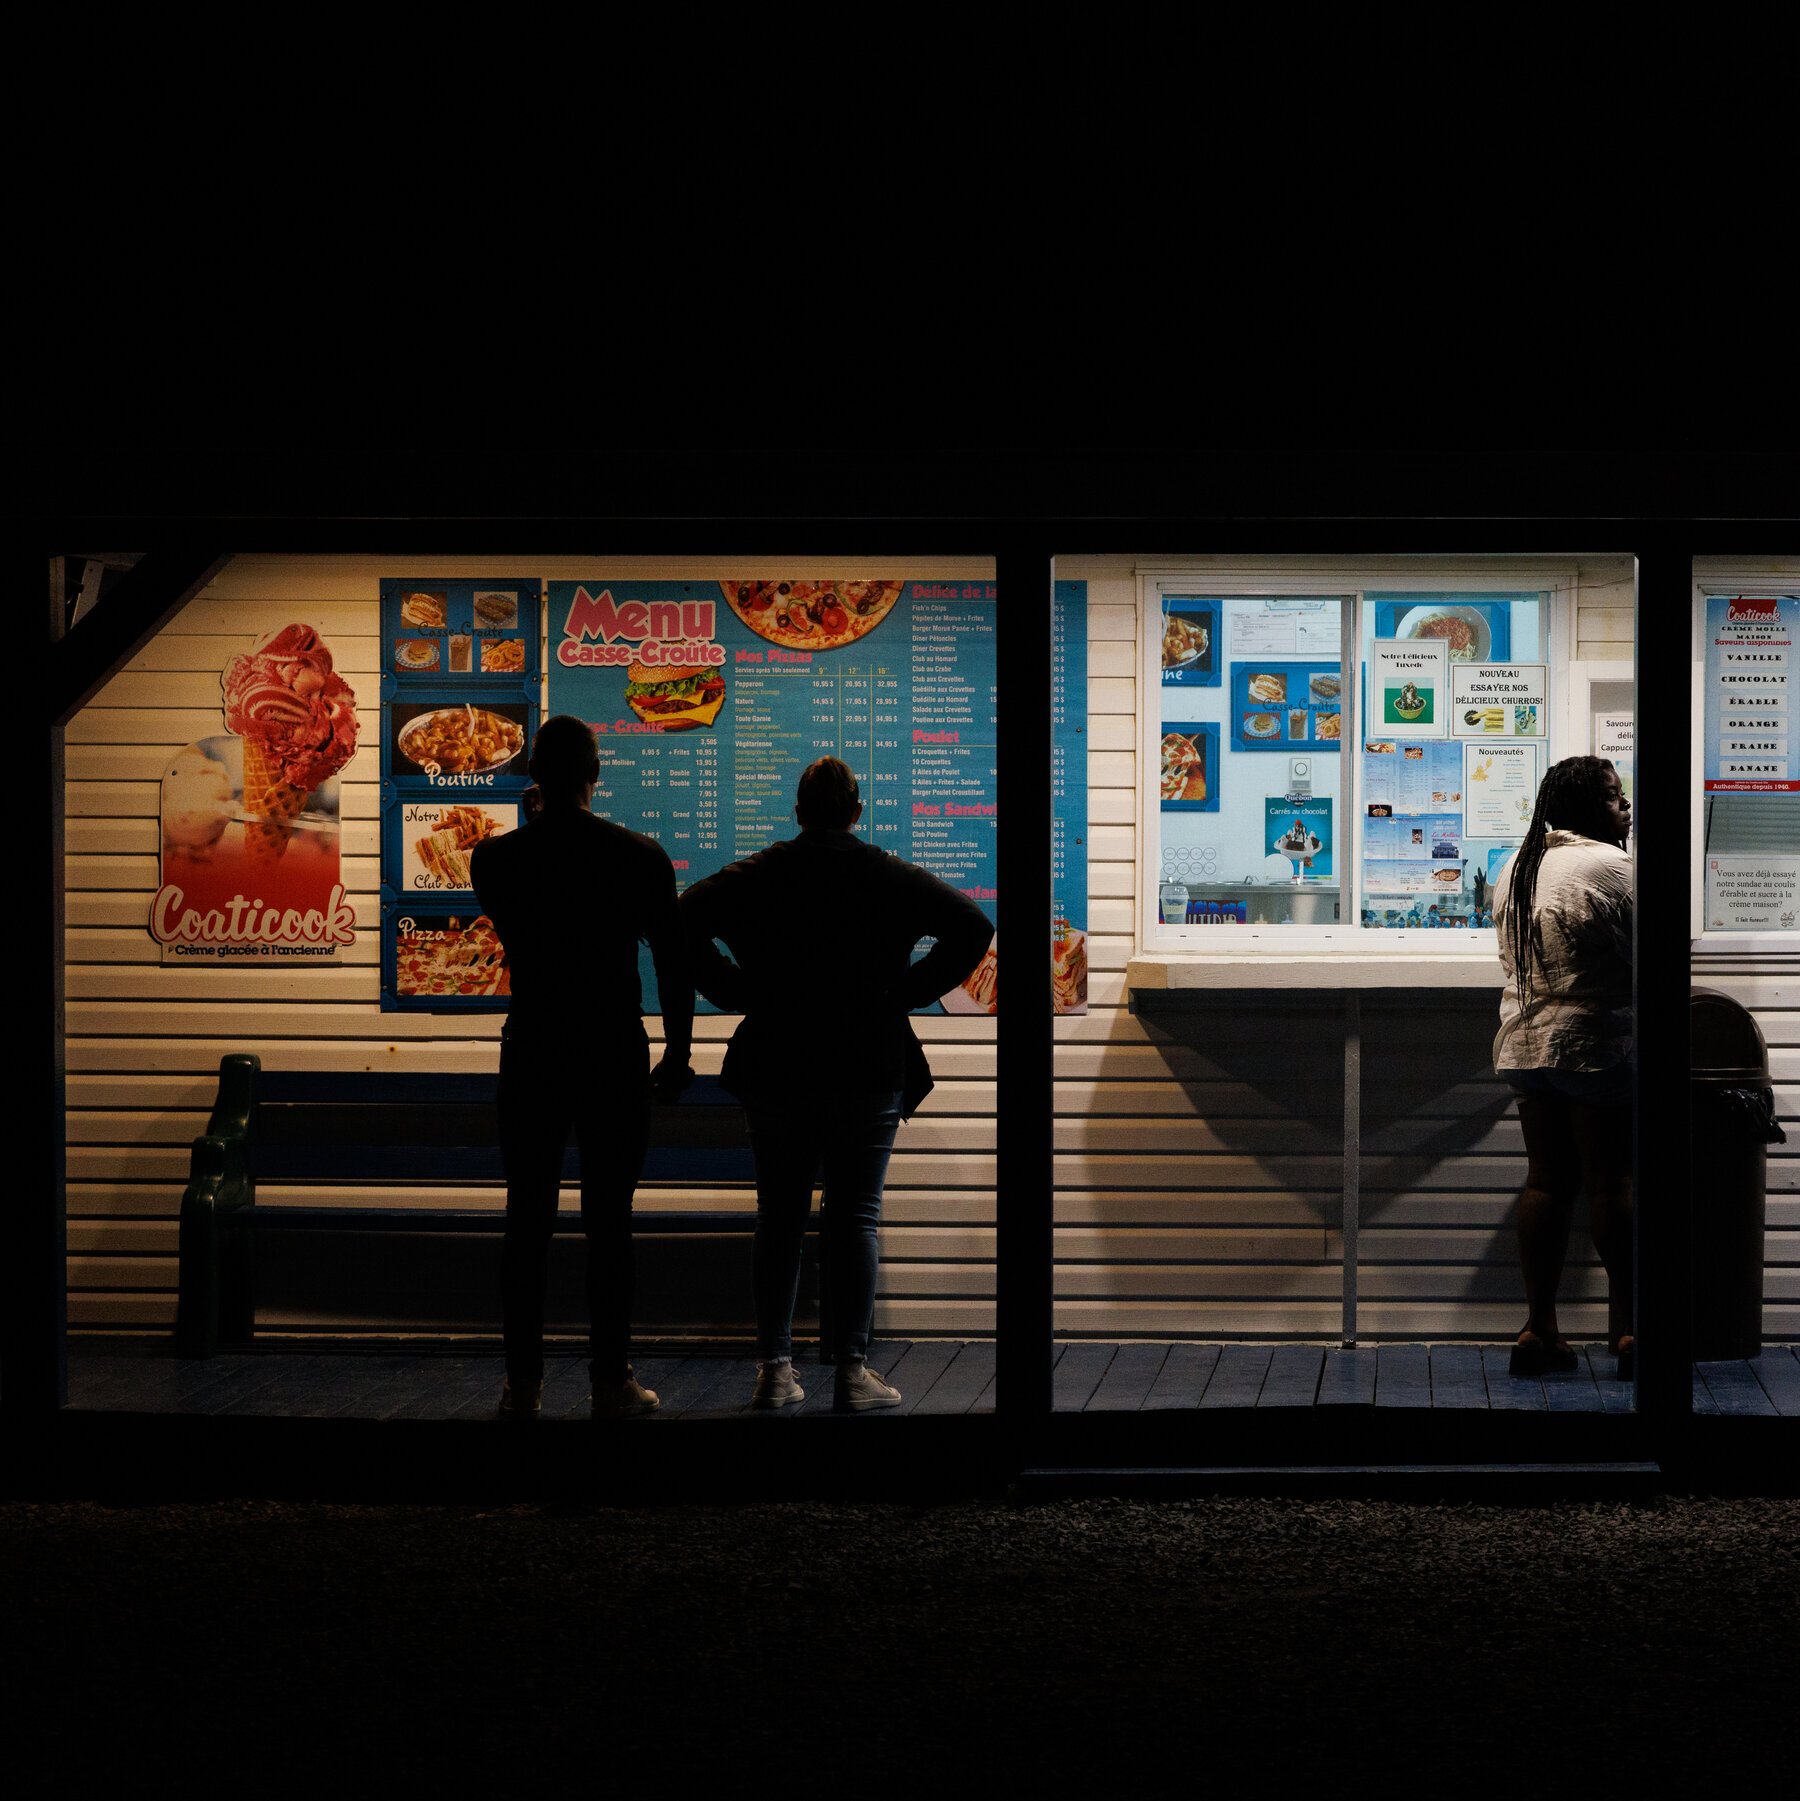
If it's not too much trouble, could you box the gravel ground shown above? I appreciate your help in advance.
[5,1495,1795,1786]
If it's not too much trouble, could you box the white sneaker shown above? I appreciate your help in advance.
[752,1361,806,1410]
[834,1361,901,1412]
[591,1367,659,1419]
[497,1377,542,1420]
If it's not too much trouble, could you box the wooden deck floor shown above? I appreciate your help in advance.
[64,1341,1800,1420]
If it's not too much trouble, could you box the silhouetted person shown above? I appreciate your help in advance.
[679,757,992,1411]
[1494,756,1634,1378]
[471,715,694,1419]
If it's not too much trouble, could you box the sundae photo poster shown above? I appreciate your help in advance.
[1372,640,1447,738]
[151,623,359,963]
[1264,797,1333,878]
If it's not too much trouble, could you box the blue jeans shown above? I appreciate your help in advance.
[746,1089,903,1363]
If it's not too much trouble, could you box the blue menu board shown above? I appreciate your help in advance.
[546,579,999,1014]
[1229,660,1343,752]
[378,579,542,1011]
[1053,581,1089,1015]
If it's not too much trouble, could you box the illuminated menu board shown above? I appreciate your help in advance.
[546,579,999,1013]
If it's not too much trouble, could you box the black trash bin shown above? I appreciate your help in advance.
[1689,987,1787,1360]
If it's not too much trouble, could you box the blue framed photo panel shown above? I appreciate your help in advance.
[1229,661,1342,752]
[380,579,542,684]
[1159,719,1220,811]
[1372,597,1514,664]
[1160,597,1220,687]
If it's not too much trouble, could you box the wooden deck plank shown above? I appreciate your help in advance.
[1698,1359,1779,1418]
[655,1356,758,1419]
[1375,1344,1431,1409]
[1083,1342,1171,1412]
[1198,1344,1273,1410]
[1315,1347,1377,1407]
[166,1353,302,1414]
[874,1340,965,1418]
[1429,1343,1490,1410]
[1481,1344,1547,1412]
[1257,1344,1324,1409]
[1583,1347,1636,1414]
[1540,1348,1603,1414]
[910,1340,996,1415]
[374,1356,502,1420]
[1052,1343,1118,1413]
[214,1353,418,1418]
[68,1352,209,1413]
[1141,1343,1222,1410]
[1691,1369,1719,1415]
[537,1355,599,1420]
[1751,1345,1800,1417]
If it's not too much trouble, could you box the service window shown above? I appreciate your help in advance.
[1141,570,1577,952]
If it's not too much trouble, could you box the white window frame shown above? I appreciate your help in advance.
[1691,564,1800,954]
[1137,560,1578,958]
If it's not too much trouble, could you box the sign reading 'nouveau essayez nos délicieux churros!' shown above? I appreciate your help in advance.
[149,623,360,961]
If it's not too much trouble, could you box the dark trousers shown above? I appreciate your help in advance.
[497,1025,650,1388]
[745,1089,903,1363]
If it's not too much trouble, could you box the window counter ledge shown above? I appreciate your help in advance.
[1127,953,1504,992]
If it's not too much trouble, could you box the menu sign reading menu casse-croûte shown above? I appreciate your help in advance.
[546,580,999,1014]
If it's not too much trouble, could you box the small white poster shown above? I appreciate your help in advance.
[1372,640,1447,739]
[1450,663,1548,737]
[1706,856,1800,931]
[1465,743,1542,838]
[1596,711,1633,800]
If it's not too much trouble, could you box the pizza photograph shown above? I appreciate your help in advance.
[721,580,903,652]
[395,914,509,998]
[1160,731,1207,804]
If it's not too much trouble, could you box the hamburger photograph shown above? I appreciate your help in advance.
[624,658,726,729]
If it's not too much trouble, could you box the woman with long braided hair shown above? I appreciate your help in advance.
[1492,756,1634,1377]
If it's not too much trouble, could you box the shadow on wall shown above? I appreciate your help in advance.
[1127,994,1606,1310]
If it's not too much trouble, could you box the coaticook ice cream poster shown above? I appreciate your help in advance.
[150,623,359,962]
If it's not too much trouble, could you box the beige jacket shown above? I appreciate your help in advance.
[1493,829,1633,1072]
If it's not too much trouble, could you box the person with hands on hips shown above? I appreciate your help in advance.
[679,757,993,1413]
[471,715,694,1421]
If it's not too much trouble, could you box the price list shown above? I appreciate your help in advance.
[1052,580,1089,1013]
[549,579,999,1011]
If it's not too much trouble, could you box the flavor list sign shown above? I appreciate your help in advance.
[1704,595,1797,792]
[150,624,359,963]
[1053,581,1088,1015]
[546,579,999,1015]
[378,580,541,1009]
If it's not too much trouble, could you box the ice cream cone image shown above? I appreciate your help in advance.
[241,737,310,865]
[221,624,359,866]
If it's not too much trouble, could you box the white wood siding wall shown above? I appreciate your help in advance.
[63,556,1000,1335]
[60,554,1798,1340]
[1052,558,1795,1340]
